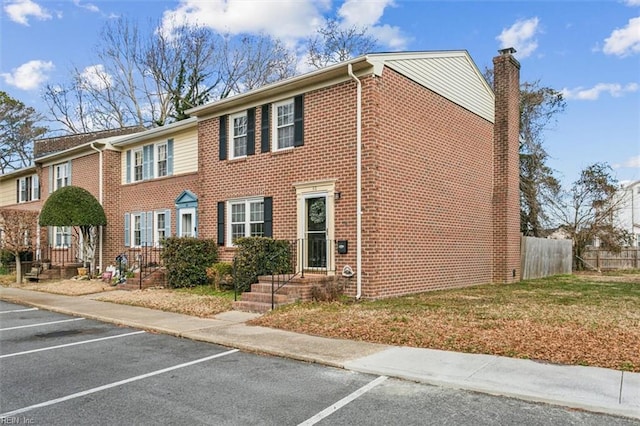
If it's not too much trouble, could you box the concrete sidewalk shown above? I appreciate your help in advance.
[1,286,638,420]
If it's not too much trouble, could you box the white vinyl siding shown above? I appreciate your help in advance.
[122,128,197,184]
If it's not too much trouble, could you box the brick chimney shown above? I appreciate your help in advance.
[492,47,521,283]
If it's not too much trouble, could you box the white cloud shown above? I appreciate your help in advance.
[4,0,51,25]
[624,0,640,6]
[613,155,640,169]
[0,60,54,90]
[79,64,112,91]
[561,82,639,100]
[338,0,408,50]
[496,17,540,59]
[72,0,99,13]
[603,17,640,57]
[160,0,405,50]
[160,0,326,42]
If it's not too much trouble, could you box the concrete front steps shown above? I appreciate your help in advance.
[233,274,326,313]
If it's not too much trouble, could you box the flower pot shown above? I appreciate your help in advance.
[77,267,88,276]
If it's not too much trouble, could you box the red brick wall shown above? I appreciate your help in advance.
[197,80,359,273]
[492,50,521,283]
[360,68,496,298]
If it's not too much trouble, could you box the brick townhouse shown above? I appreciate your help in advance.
[1,48,520,299]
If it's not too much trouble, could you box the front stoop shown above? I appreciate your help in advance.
[233,274,325,313]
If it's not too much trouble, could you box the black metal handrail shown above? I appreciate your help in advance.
[125,245,164,289]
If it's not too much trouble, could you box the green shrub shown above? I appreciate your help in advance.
[161,237,218,288]
[206,262,234,290]
[232,237,292,293]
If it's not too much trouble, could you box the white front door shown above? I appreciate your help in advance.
[179,207,196,237]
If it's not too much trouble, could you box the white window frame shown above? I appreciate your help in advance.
[131,213,143,247]
[54,163,69,190]
[54,226,71,248]
[229,111,248,159]
[156,143,168,178]
[154,211,167,247]
[226,197,265,246]
[133,148,144,182]
[271,98,295,152]
[18,175,38,203]
[178,207,196,238]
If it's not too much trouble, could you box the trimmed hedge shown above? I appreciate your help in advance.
[161,237,218,288]
[232,237,292,293]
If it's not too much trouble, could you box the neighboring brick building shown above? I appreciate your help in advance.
[1,48,521,299]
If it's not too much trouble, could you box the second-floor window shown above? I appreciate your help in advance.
[273,99,294,150]
[17,175,39,203]
[230,112,248,159]
[133,149,143,182]
[55,163,69,190]
[126,140,173,184]
[156,143,168,177]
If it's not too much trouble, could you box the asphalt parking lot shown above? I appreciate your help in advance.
[1,299,638,425]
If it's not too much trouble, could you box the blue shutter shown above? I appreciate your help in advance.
[164,209,171,238]
[261,104,270,153]
[247,108,255,156]
[219,116,227,160]
[217,202,225,245]
[124,214,130,247]
[143,144,154,179]
[293,95,304,147]
[126,151,131,183]
[33,175,40,200]
[167,139,174,176]
[264,197,273,238]
[48,167,53,193]
[145,211,153,246]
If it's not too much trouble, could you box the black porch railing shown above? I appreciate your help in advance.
[233,239,336,309]
[125,245,165,289]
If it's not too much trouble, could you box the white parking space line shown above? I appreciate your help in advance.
[0,318,85,332]
[0,308,39,314]
[0,331,146,359]
[0,348,240,419]
[298,375,388,426]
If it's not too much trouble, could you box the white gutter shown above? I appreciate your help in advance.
[90,143,103,273]
[348,64,363,300]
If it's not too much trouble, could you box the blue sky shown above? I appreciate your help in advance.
[1,0,639,186]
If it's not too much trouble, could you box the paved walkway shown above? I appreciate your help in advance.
[1,286,638,420]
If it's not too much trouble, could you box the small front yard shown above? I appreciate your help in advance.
[2,271,638,371]
[252,272,640,372]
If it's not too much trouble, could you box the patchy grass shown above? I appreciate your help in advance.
[251,273,640,372]
[95,289,233,318]
[2,277,118,296]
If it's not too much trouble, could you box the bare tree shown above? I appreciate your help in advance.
[485,71,566,236]
[306,18,378,69]
[43,19,298,133]
[0,209,38,283]
[547,163,632,270]
[0,92,47,172]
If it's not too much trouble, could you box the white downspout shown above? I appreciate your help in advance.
[90,143,103,273]
[348,64,363,299]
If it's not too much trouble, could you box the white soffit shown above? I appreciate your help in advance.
[380,53,495,123]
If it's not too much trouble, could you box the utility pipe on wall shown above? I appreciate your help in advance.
[90,143,103,273]
[347,64,363,300]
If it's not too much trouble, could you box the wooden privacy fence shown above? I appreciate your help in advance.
[581,248,640,271]
[521,236,572,280]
